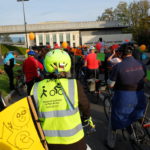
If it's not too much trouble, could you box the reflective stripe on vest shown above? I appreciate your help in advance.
[33,80,76,118]
[40,107,79,118]
[33,82,39,108]
[43,124,82,137]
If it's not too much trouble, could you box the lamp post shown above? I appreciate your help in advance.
[17,0,29,48]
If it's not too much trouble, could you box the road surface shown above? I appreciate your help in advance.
[7,84,150,150]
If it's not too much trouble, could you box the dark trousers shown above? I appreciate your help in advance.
[4,67,14,90]
[87,69,99,79]
[26,80,34,95]
[26,78,41,95]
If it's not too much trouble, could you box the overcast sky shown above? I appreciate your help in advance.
[0,0,139,26]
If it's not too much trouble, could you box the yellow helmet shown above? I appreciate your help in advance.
[44,49,71,73]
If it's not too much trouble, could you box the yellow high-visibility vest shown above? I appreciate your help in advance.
[32,79,84,144]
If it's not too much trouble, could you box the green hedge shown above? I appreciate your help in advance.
[0,62,23,97]
[0,44,26,56]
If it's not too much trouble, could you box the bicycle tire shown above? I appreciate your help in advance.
[15,75,27,95]
[103,96,111,121]
[122,121,148,144]
[142,117,150,145]
[94,92,99,104]
[122,128,131,141]
[88,91,99,104]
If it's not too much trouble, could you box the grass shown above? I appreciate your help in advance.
[0,44,26,97]
[0,44,26,56]
[0,65,9,97]
[0,61,23,97]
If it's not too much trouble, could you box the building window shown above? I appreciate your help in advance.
[59,33,63,42]
[39,34,43,45]
[66,33,70,41]
[53,34,56,43]
[46,34,50,44]
[73,35,75,41]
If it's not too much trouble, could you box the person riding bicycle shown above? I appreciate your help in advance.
[107,43,147,148]
[84,46,101,92]
[30,49,94,150]
[23,50,44,95]
[84,46,100,80]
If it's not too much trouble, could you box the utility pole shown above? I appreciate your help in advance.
[17,0,29,48]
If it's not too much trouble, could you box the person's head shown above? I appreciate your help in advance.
[5,51,18,58]
[44,49,71,77]
[27,50,35,57]
[99,37,103,42]
[117,44,134,58]
[89,46,96,53]
[13,51,18,58]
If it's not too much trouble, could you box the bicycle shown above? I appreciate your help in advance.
[121,94,150,149]
[103,87,150,147]
[103,87,113,120]
[0,93,7,111]
[14,69,27,96]
[85,78,107,104]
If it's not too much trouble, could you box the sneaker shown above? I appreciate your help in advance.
[107,130,117,149]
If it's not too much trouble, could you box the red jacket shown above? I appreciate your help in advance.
[85,53,100,69]
[23,56,43,82]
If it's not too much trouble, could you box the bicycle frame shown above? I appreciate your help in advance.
[104,90,150,145]
[142,94,150,129]
[0,94,7,111]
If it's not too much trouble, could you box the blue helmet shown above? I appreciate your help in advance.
[28,50,35,56]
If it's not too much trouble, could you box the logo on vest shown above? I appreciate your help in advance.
[49,83,63,96]
[41,83,63,98]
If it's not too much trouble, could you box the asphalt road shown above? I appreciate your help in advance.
[7,82,150,150]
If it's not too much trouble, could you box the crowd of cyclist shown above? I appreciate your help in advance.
[3,38,150,149]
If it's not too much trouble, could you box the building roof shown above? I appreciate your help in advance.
[0,21,128,34]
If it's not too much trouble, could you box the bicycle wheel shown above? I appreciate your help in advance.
[87,91,99,104]
[103,96,111,121]
[122,121,147,143]
[142,117,150,145]
[15,75,27,95]
[94,92,99,104]
[122,128,131,141]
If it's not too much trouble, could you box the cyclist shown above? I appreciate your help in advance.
[84,46,100,80]
[23,50,44,95]
[107,43,147,148]
[30,49,93,150]
[3,51,19,90]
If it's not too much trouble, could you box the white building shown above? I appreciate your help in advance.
[0,21,132,48]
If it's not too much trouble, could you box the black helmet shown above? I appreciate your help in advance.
[117,43,134,56]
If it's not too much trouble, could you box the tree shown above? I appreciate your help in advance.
[97,8,115,21]
[114,2,129,25]
[0,34,12,43]
[96,0,150,46]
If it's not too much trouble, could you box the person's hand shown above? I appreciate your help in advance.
[16,63,21,66]
[112,50,116,55]
[82,117,96,135]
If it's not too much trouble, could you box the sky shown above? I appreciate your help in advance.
[0,0,140,26]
